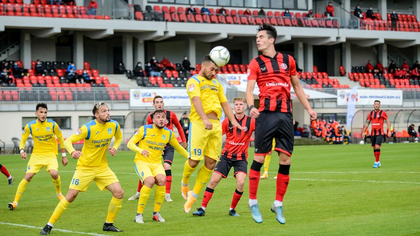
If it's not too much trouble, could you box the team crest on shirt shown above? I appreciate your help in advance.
[76,128,82,135]
[212,80,217,85]
[377,114,380,118]
[46,127,51,132]
[243,126,248,131]
[188,84,195,92]
[108,128,112,134]
[281,63,288,69]
[162,134,166,140]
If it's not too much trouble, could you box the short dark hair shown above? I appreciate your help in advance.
[153,95,163,104]
[374,100,381,104]
[257,23,277,41]
[202,55,217,67]
[92,101,108,115]
[36,103,48,111]
[153,109,165,117]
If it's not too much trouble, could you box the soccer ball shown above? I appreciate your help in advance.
[209,46,230,67]
[359,140,364,145]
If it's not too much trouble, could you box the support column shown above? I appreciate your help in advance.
[23,0,31,4]
[304,44,313,72]
[414,0,420,23]
[134,38,145,67]
[294,41,304,72]
[414,45,420,63]
[334,48,341,76]
[378,0,387,23]
[122,34,133,70]
[187,38,196,68]
[20,31,31,69]
[73,32,84,70]
[249,38,258,62]
[342,42,351,74]
[344,0,351,12]
[378,43,388,67]
[75,0,84,6]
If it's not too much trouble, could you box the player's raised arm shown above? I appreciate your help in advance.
[169,131,189,158]
[64,126,87,159]
[127,127,145,154]
[19,124,31,159]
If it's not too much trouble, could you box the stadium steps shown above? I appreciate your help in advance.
[334,76,359,89]
[101,74,137,89]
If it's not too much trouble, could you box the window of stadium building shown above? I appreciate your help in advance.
[148,0,307,9]
[22,117,71,130]
[78,116,125,128]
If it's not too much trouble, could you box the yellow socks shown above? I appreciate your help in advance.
[52,176,62,194]
[14,179,29,203]
[154,186,165,212]
[192,165,213,196]
[106,197,122,223]
[137,185,152,214]
[264,153,272,173]
[182,161,197,186]
[48,199,70,224]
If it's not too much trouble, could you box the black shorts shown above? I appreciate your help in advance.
[371,135,383,147]
[254,111,294,156]
[213,155,247,178]
[163,144,175,165]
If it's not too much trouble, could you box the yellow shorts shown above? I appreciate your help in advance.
[135,161,165,183]
[69,166,119,192]
[26,155,58,173]
[188,120,222,161]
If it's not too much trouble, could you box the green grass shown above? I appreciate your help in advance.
[1,143,420,236]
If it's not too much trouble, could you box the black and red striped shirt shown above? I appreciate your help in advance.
[221,115,256,161]
[147,109,186,142]
[247,52,297,113]
[367,109,388,136]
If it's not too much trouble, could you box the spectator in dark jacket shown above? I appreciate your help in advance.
[35,60,44,75]
[388,61,397,74]
[133,62,144,76]
[408,124,417,137]
[284,9,291,17]
[258,7,266,16]
[411,61,419,70]
[390,10,398,31]
[218,6,227,16]
[0,68,12,84]
[179,112,190,142]
[182,56,193,71]
[67,69,78,83]
[186,5,196,15]
[12,62,23,79]
[307,9,314,19]
[354,5,363,19]
[201,4,210,15]
[366,6,377,19]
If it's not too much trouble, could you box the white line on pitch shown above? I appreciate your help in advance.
[294,171,420,174]
[0,222,109,236]
[291,178,420,185]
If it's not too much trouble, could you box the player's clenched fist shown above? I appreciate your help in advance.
[20,151,27,160]
[71,151,82,159]
[141,149,149,157]
[108,147,117,156]
[250,107,260,119]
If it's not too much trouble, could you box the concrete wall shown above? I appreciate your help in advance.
[32,37,56,62]
[155,41,187,64]
[351,0,379,9]
[351,44,377,67]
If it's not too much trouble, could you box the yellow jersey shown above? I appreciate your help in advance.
[64,119,122,168]
[20,119,64,157]
[186,74,228,122]
[127,124,189,164]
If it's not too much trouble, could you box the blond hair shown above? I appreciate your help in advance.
[233,97,246,103]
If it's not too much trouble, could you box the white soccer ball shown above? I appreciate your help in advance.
[209,46,230,67]
[359,140,364,145]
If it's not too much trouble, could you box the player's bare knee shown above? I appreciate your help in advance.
[188,159,199,168]
[204,157,217,170]
[113,189,124,199]
[66,190,79,202]
[163,163,171,170]
[24,173,34,182]
[49,171,58,179]
[143,177,155,187]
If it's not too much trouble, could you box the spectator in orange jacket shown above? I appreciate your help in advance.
[376,61,384,73]
[411,67,420,79]
[243,8,251,16]
[366,60,374,73]
[87,0,98,15]
[394,68,403,79]
[400,68,408,79]
[401,60,410,71]
[325,2,334,17]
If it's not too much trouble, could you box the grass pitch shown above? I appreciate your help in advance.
[0,143,419,236]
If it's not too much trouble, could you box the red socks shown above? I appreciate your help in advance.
[165,170,172,194]
[230,189,243,210]
[374,149,380,162]
[276,164,290,202]
[137,180,143,192]
[0,165,10,178]
[249,160,263,199]
[201,187,214,208]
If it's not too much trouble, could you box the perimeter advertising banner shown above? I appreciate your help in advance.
[337,89,403,105]
[130,89,190,107]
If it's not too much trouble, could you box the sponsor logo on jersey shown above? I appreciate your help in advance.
[188,84,195,92]
[46,127,51,132]
[108,128,112,134]
[162,134,166,140]
[76,128,82,135]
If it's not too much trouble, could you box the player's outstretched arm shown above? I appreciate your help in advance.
[127,127,145,154]
[291,75,317,120]
[19,124,30,160]
[169,133,189,158]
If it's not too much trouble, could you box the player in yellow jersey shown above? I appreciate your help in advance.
[127,110,189,223]
[260,139,276,179]
[182,55,242,213]
[40,102,124,235]
[8,103,67,211]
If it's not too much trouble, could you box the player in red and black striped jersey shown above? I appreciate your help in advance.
[192,98,255,217]
[128,95,187,202]
[245,23,317,224]
[362,100,391,168]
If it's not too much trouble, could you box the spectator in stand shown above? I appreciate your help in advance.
[366,6,376,20]
[1,61,10,72]
[67,69,78,83]
[401,60,410,71]
[182,56,193,71]
[411,67,420,80]
[218,6,227,16]
[61,0,74,5]
[394,67,403,79]
[87,0,98,16]
[80,70,91,84]
[160,56,175,70]
[244,8,251,16]
[307,9,314,19]
[133,62,144,77]
[388,61,397,74]
[179,112,190,142]
[145,62,152,77]
[366,60,374,73]
[149,56,159,68]
[148,57,161,77]
[35,60,44,75]
[354,5,363,19]
[408,124,417,138]
[390,10,398,31]
[258,7,266,16]
[325,2,334,17]
[376,60,384,73]
[411,61,419,70]
[284,9,291,17]
[400,68,408,79]
[186,4,196,15]
[0,68,12,84]
[11,62,22,79]
[67,62,76,73]
[201,4,210,15]
[47,0,61,5]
